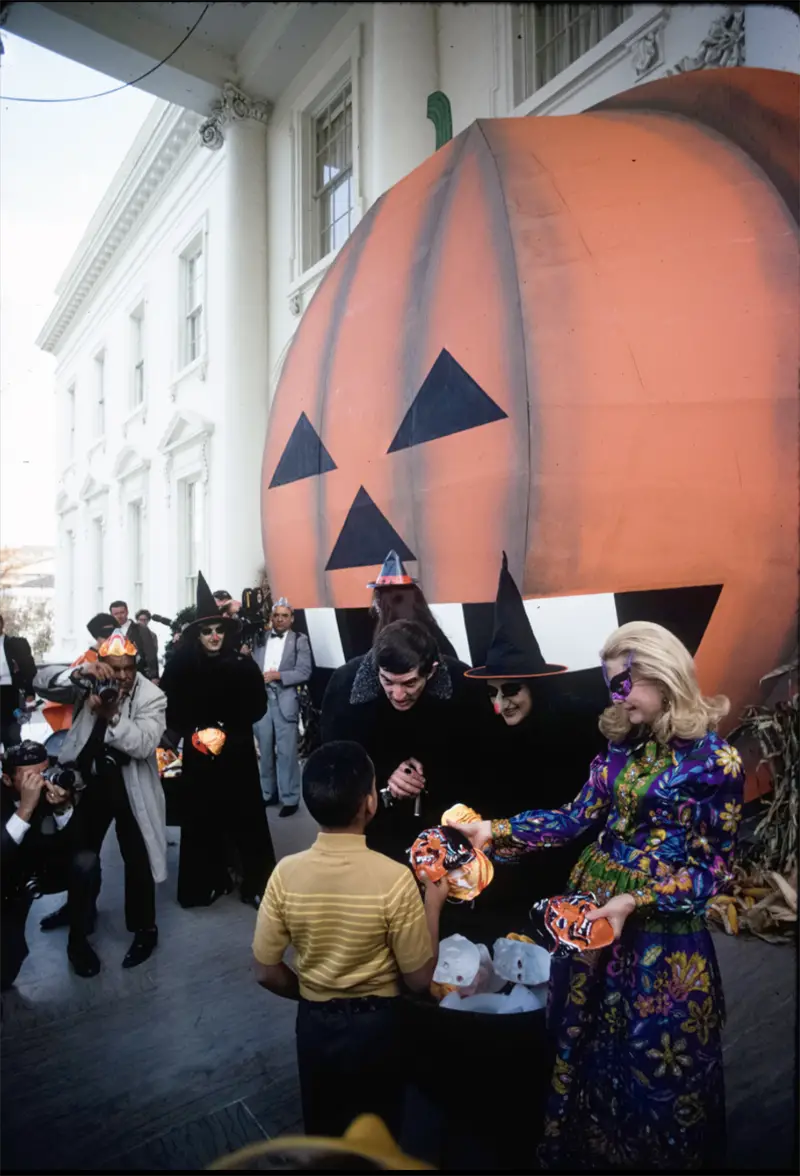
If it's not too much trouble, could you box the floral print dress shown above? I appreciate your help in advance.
[490,730,744,1170]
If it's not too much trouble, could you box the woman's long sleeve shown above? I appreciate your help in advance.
[632,745,744,916]
[491,753,613,859]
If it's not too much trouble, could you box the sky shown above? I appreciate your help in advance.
[0,32,155,551]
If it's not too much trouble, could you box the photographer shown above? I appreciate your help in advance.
[34,634,168,977]
[1,741,91,991]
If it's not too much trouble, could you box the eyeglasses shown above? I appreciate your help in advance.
[200,625,224,637]
[487,682,526,701]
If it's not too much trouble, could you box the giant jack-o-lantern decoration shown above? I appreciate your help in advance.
[263,68,798,723]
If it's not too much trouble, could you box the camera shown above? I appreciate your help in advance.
[43,763,85,800]
[73,672,120,706]
[239,586,268,649]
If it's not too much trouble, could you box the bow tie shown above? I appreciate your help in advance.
[271,631,285,640]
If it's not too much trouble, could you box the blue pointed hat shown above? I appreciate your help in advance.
[366,550,418,589]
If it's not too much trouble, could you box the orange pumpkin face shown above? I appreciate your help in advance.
[539,893,615,953]
[263,68,798,723]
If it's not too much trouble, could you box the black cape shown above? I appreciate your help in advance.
[160,644,274,906]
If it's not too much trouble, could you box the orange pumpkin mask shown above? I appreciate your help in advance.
[262,68,798,732]
[536,893,614,954]
[410,812,494,902]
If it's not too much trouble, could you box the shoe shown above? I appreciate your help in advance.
[41,904,96,934]
[68,937,101,979]
[279,804,299,818]
[240,892,262,910]
[122,928,158,970]
[263,797,279,808]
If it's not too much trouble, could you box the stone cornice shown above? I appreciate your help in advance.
[37,103,203,356]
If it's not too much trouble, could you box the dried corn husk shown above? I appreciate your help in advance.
[709,864,796,943]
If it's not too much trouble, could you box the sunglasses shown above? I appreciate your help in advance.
[602,653,634,703]
[200,625,224,637]
[487,682,526,701]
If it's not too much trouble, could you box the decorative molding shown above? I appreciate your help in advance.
[198,82,272,150]
[37,105,203,355]
[122,402,147,437]
[78,474,109,502]
[164,453,174,509]
[56,490,78,516]
[112,446,151,481]
[157,409,215,456]
[630,17,667,81]
[426,91,453,150]
[170,354,209,399]
[289,291,303,317]
[668,8,745,74]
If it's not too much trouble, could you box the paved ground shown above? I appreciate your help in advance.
[1,798,796,1172]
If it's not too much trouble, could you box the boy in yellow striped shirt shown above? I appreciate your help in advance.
[253,740,446,1138]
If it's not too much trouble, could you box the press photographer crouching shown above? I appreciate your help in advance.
[35,634,168,977]
[1,741,91,991]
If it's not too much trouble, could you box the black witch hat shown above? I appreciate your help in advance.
[186,571,241,631]
[465,553,568,679]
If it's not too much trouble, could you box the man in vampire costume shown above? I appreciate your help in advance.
[320,618,494,866]
[462,553,604,938]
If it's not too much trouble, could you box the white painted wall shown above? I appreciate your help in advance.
[49,2,800,657]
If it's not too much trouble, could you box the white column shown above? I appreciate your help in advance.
[215,97,270,595]
[372,3,439,197]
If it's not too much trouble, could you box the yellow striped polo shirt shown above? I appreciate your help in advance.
[252,833,433,1001]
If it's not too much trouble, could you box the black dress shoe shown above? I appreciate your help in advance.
[240,892,262,910]
[279,804,299,818]
[41,904,96,934]
[122,928,158,970]
[68,937,101,979]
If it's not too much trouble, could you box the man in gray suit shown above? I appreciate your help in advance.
[253,598,312,817]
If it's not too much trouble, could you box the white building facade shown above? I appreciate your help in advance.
[16,2,798,658]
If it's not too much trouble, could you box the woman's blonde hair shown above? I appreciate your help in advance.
[598,621,729,744]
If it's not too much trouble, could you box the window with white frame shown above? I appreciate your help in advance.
[66,383,76,460]
[181,477,204,605]
[309,78,354,267]
[181,238,205,367]
[129,500,144,609]
[131,304,145,407]
[94,350,106,437]
[92,516,105,612]
[512,4,633,105]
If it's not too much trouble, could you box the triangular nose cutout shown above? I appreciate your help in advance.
[326,487,416,571]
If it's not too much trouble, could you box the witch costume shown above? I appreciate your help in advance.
[484,621,744,1168]
[461,554,605,939]
[160,574,275,908]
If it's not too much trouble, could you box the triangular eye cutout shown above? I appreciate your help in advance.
[614,584,723,657]
[268,412,337,489]
[326,487,416,571]
[387,349,508,454]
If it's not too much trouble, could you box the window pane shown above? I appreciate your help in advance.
[516,4,632,100]
[312,79,355,263]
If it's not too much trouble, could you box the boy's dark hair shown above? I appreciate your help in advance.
[302,741,375,828]
[108,599,128,610]
[374,619,437,678]
[87,612,117,639]
[135,609,152,622]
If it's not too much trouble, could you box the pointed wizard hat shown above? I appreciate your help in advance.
[367,549,419,589]
[465,552,568,679]
[186,571,241,631]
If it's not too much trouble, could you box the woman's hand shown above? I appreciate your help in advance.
[445,819,493,852]
[586,893,636,941]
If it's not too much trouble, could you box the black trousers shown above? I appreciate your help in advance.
[295,996,404,1138]
[72,772,155,934]
[1,849,98,989]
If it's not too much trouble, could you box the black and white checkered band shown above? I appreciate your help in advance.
[290,584,722,673]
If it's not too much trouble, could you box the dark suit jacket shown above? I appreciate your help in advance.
[1,789,73,903]
[125,623,158,678]
[2,636,36,697]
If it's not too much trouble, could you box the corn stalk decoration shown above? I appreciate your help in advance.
[708,664,798,944]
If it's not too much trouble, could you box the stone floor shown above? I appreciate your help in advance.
[1,800,797,1172]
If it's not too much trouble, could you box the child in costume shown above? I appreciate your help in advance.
[451,620,743,1171]
[252,740,447,1138]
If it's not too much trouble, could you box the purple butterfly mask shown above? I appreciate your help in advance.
[602,652,633,703]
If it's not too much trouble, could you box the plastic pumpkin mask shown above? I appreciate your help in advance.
[262,68,799,728]
[191,727,227,757]
[410,805,494,902]
[535,893,615,954]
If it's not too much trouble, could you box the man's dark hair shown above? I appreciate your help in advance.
[3,741,49,773]
[302,741,375,829]
[374,619,437,678]
[109,599,127,611]
[87,612,116,639]
[213,589,232,602]
[135,609,152,622]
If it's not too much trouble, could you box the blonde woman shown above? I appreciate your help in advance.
[451,622,744,1171]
